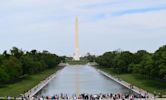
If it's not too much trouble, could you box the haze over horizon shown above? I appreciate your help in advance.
[0,0,166,56]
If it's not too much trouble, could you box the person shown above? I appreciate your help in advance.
[21,96,24,100]
[154,91,156,100]
[73,95,77,100]
[7,96,11,100]
[30,96,34,100]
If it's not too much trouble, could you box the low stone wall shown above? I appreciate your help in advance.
[23,70,62,99]
[97,69,154,99]
[23,63,68,99]
[0,64,67,99]
[0,70,62,100]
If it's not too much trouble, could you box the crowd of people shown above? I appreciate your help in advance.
[30,93,149,100]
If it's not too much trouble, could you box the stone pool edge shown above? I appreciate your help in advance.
[23,63,66,99]
[97,69,154,99]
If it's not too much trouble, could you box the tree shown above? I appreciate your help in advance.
[20,55,37,74]
[134,50,150,64]
[113,51,134,73]
[30,49,37,55]
[128,50,153,77]
[153,45,166,79]
[0,47,62,84]
[10,47,24,59]
[84,53,96,62]
[0,67,9,83]
[140,54,153,78]
[2,56,22,81]
[96,51,117,67]
[2,50,10,58]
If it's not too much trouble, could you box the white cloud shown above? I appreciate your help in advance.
[0,0,166,55]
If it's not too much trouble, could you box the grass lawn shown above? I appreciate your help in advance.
[0,66,60,97]
[67,60,88,65]
[100,68,166,96]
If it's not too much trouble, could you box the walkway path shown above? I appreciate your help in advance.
[23,70,61,99]
[23,63,67,99]
[97,69,155,99]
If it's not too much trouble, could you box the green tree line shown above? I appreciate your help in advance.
[96,45,166,80]
[0,47,61,84]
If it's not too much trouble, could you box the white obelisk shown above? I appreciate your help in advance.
[73,17,80,61]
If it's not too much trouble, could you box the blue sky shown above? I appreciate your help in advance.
[0,0,166,56]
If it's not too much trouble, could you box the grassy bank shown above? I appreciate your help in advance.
[100,68,166,96]
[0,66,60,97]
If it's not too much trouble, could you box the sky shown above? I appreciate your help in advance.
[0,0,166,56]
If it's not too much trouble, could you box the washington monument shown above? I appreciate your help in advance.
[73,17,80,61]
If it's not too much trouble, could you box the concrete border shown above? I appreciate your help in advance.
[23,63,67,99]
[0,69,62,100]
[23,70,60,98]
[97,69,155,99]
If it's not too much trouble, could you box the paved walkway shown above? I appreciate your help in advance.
[21,64,67,99]
[0,71,61,100]
[23,70,62,99]
[97,69,155,99]
[23,63,67,99]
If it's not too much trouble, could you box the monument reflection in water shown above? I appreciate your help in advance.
[37,65,134,96]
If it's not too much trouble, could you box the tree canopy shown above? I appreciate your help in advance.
[96,44,166,80]
[0,47,61,84]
